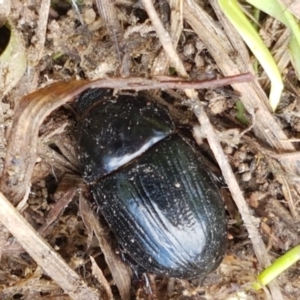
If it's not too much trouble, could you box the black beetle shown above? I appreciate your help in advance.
[75,89,227,279]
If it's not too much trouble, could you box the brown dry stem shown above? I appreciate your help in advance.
[79,196,132,300]
[90,256,114,300]
[26,0,50,92]
[280,0,300,20]
[0,191,100,300]
[28,0,50,67]
[151,0,183,76]
[95,0,129,75]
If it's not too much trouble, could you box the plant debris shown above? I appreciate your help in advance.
[1,0,300,299]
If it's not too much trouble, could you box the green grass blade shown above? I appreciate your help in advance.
[253,245,300,289]
[218,0,283,111]
[247,0,300,80]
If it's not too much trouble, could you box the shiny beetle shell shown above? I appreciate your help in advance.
[76,89,227,279]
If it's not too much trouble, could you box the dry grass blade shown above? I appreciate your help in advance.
[38,188,77,236]
[0,191,100,300]
[28,0,50,67]
[260,27,291,89]
[185,0,296,157]
[0,80,90,205]
[90,256,114,300]
[79,196,132,300]
[151,0,183,76]
[26,0,50,92]
[142,0,188,78]
[95,0,123,59]
[280,0,300,20]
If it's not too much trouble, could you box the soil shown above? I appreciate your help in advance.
[0,0,300,299]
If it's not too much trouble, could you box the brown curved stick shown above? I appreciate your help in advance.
[1,80,90,204]
[0,74,252,204]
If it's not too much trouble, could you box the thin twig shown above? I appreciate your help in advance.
[142,0,188,77]
[25,0,51,93]
[28,0,50,66]
[95,0,123,62]
[151,0,183,76]
[79,196,132,300]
